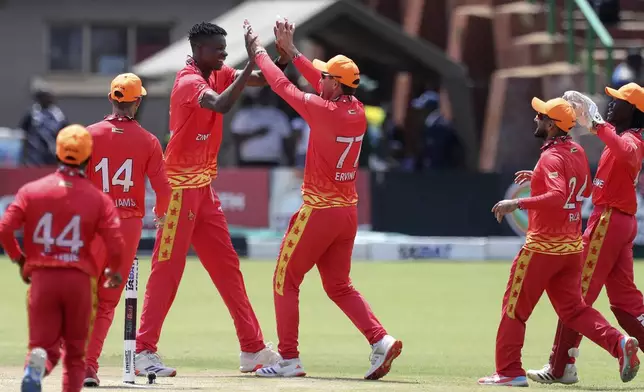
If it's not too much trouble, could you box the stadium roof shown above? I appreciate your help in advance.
[132,0,479,169]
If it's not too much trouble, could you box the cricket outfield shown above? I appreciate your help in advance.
[1,257,643,391]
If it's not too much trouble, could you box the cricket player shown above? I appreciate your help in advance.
[135,22,283,376]
[245,20,402,380]
[528,83,644,384]
[0,125,125,392]
[479,97,640,386]
[81,73,172,387]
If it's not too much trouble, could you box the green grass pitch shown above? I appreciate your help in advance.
[1,257,644,391]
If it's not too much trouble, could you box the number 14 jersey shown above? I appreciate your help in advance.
[87,115,171,219]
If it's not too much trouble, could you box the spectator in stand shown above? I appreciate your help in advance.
[410,90,464,170]
[612,48,643,89]
[231,86,294,167]
[19,86,68,167]
[595,0,621,27]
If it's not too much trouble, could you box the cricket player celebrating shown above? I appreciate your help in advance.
[0,125,125,392]
[245,20,402,380]
[528,83,644,384]
[134,22,281,376]
[479,97,640,386]
[82,73,172,387]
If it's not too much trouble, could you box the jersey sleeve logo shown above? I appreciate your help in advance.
[548,172,559,179]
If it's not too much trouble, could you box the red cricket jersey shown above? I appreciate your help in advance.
[0,169,125,278]
[165,59,237,189]
[517,137,591,255]
[87,115,171,219]
[591,123,644,215]
[256,52,365,207]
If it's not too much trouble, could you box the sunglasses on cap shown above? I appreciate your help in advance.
[536,113,561,123]
[321,72,340,80]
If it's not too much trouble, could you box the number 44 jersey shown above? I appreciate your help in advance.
[87,115,171,219]
[0,168,125,279]
[519,137,592,255]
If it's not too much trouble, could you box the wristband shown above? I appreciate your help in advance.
[274,57,288,71]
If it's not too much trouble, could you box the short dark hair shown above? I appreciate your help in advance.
[631,108,644,129]
[188,22,227,49]
[56,157,89,170]
[112,99,138,111]
[340,84,356,96]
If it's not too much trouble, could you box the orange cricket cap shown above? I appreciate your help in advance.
[56,124,93,165]
[110,73,147,103]
[605,82,644,112]
[312,55,360,88]
[531,97,577,132]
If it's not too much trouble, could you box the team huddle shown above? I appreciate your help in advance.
[1,17,644,392]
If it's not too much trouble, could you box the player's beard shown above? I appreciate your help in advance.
[534,125,547,139]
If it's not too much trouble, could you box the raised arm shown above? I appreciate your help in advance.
[238,55,290,87]
[199,62,254,113]
[254,51,327,122]
[275,20,322,93]
[595,122,639,164]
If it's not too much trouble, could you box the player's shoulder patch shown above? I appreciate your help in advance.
[548,171,559,179]
[304,93,313,102]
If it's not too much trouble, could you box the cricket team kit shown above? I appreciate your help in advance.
[5,24,644,391]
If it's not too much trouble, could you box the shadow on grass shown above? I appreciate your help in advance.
[305,376,421,384]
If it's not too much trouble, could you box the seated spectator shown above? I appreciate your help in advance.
[19,86,68,166]
[231,87,294,167]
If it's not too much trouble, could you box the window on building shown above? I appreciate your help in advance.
[49,26,83,71]
[135,26,170,63]
[47,24,171,74]
[91,26,128,74]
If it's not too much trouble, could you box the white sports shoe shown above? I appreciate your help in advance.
[365,335,403,380]
[255,358,306,377]
[240,343,281,373]
[21,348,47,392]
[134,350,177,377]
[527,363,579,385]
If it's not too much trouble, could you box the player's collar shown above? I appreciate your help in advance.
[104,113,135,121]
[57,165,86,178]
[541,135,572,151]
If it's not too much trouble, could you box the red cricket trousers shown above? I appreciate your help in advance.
[86,217,143,372]
[27,268,97,392]
[549,205,644,377]
[495,248,623,377]
[136,186,264,353]
[274,204,387,359]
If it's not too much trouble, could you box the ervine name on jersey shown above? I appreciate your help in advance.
[335,171,357,182]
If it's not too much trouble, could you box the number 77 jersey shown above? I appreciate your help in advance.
[522,137,592,255]
[300,95,367,208]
